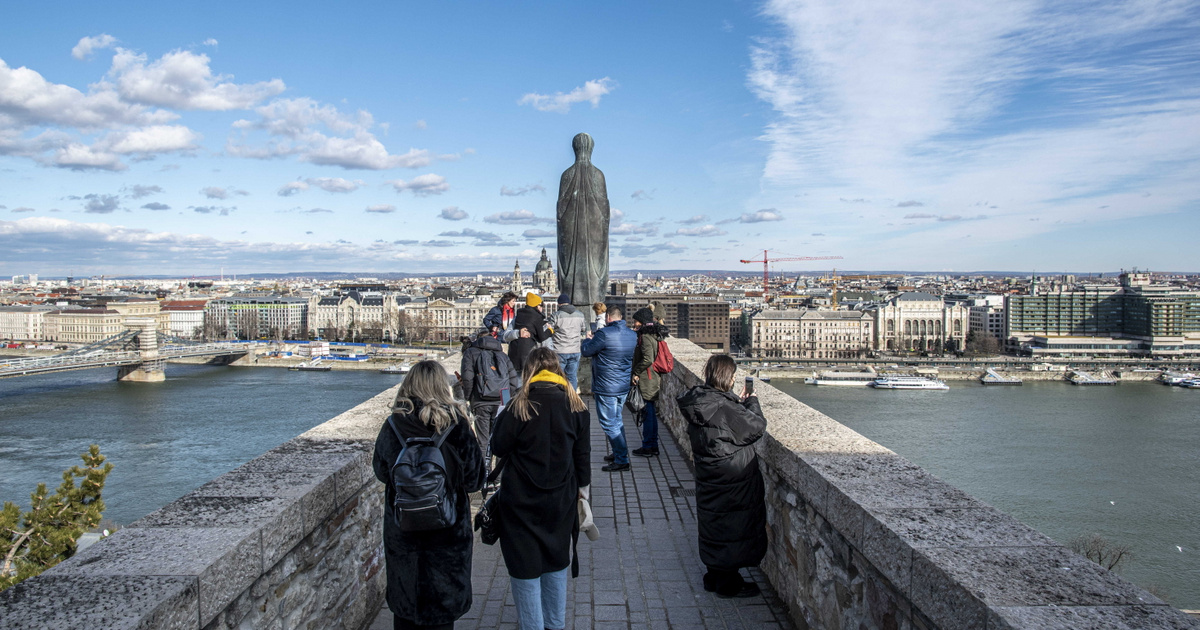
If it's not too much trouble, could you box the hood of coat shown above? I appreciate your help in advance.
[676,385,740,427]
[557,303,577,315]
[472,334,503,352]
[639,322,669,339]
[391,401,435,437]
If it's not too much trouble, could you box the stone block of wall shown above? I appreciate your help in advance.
[653,338,1197,630]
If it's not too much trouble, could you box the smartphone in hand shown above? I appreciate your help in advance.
[744,376,755,396]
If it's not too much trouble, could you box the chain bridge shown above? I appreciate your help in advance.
[0,318,252,382]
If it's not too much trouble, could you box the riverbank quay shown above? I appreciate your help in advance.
[1,340,1194,628]
[765,366,1166,382]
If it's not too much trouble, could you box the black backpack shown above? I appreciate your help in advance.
[474,350,511,401]
[386,416,457,531]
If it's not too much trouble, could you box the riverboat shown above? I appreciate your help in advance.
[1160,371,1197,386]
[1180,379,1200,389]
[289,359,333,372]
[379,363,411,375]
[870,376,949,390]
[806,371,877,386]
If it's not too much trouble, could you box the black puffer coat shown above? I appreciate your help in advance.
[491,381,591,579]
[372,405,484,625]
[677,385,768,571]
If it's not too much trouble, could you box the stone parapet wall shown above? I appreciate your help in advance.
[0,381,404,630]
[654,338,1197,630]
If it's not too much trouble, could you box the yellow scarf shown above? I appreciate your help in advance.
[528,370,570,389]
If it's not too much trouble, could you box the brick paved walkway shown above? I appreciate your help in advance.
[371,402,792,629]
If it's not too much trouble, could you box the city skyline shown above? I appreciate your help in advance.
[2,1,1199,276]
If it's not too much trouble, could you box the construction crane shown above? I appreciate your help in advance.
[740,250,842,302]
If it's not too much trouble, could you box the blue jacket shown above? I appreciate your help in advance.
[580,319,637,396]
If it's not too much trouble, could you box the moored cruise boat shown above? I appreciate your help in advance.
[870,375,949,390]
[807,371,878,386]
[1160,371,1197,386]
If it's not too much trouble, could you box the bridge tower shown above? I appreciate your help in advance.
[117,318,165,382]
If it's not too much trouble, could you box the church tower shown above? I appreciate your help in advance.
[511,259,523,293]
[532,248,557,294]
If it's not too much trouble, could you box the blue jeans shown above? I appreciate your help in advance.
[594,393,628,465]
[557,352,580,390]
[510,567,568,630]
[641,400,658,450]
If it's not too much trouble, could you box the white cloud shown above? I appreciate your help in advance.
[201,186,248,200]
[53,144,125,171]
[673,224,727,237]
[747,0,1200,264]
[522,228,555,238]
[141,202,170,210]
[738,209,784,223]
[124,184,163,199]
[389,173,448,196]
[306,176,362,193]
[519,77,616,114]
[500,184,546,196]
[102,124,199,154]
[72,34,117,61]
[277,181,309,196]
[11,206,35,213]
[630,189,654,201]
[365,204,396,213]
[203,38,219,47]
[0,58,175,130]
[679,215,709,224]
[611,222,658,236]
[440,206,468,220]
[482,209,554,225]
[82,193,121,214]
[109,48,284,110]
[229,97,448,170]
[190,205,235,216]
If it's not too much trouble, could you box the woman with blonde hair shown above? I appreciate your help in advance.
[677,354,767,599]
[372,360,484,630]
[590,301,607,333]
[491,347,591,630]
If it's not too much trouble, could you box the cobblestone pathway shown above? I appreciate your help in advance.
[372,402,793,629]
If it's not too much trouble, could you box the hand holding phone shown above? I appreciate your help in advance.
[743,376,755,399]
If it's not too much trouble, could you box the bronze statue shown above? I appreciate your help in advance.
[556,133,610,307]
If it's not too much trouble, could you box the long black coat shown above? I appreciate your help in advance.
[491,382,591,579]
[677,385,768,571]
[372,406,484,625]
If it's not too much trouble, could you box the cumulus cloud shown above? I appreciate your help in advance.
[109,48,284,110]
[141,202,170,210]
[277,181,308,196]
[11,206,35,213]
[500,184,546,196]
[440,228,505,245]
[124,184,163,198]
[389,173,448,196]
[203,38,218,47]
[897,200,924,207]
[306,176,361,193]
[618,241,687,258]
[0,58,176,131]
[611,222,658,236]
[738,209,784,223]
[631,189,654,201]
[439,206,468,221]
[422,240,457,247]
[678,215,709,224]
[72,34,117,61]
[229,97,451,170]
[191,205,235,216]
[201,186,248,199]
[82,193,120,214]
[519,77,616,113]
[673,224,727,237]
[483,209,554,225]
[522,228,555,238]
[304,208,333,214]
[365,204,396,213]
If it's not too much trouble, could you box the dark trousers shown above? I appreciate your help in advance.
[704,567,746,589]
[470,400,501,454]
[394,618,452,630]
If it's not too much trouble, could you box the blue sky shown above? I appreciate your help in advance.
[2,0,1198,277]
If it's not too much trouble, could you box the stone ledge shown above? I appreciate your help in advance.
[0,574,199,630]
[657,337,1199,630]
[0,381,403,629]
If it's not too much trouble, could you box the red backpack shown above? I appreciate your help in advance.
[650,339,674,374]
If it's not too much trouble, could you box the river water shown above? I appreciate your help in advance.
[0,364,400,528]
[772,378,1200,609]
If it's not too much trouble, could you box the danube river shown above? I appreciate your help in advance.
[773,378,1200,610]
[0,364,401,527]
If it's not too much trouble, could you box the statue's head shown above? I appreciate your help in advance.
[572,133,594,160]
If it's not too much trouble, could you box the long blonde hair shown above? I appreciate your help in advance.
[509,347,587,421]
[393,360,471,432]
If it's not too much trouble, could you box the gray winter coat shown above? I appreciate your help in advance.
[547,304,589,354]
